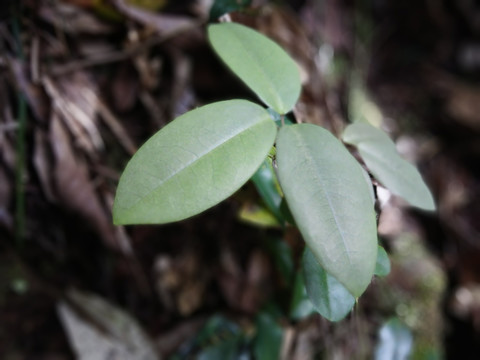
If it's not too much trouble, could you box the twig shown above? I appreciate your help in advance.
[11,16,27,248]
[30,35,40,83]
[49,20,203,77]
[97,99,137,155]
[0,122,18,132]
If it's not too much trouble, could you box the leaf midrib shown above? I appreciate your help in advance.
[228,28,283,111]
[293,129,353,265]
[122,118,270,215]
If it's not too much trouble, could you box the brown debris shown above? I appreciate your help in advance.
[39,2,116,35]
[153,251,210,316]
[113,0,199,37]
[1,0,479,358]
[50,115,112,244]
[218,248,272,314]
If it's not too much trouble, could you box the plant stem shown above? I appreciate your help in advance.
[13,15,27,248]
[15,94,27,247]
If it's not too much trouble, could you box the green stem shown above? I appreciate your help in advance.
[15,94,27,247]
[12,15,27,247]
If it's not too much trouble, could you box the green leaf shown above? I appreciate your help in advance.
[251,158,284,223]
[289,270,316,321]
[197,336,241,360]
[113,100,276,225]
[238,202,281,228]
[208,23,301,114]
[253,312,283,360]
[342,122,436,211]
[279,198,296,226]
[374,318,413,360]
[375,245,391,277]
[195,315,241,346]
[361,167,376,205]
[276,124,378,297]
[302,248,355,322]
[267,108,295,127]
[58,289,158,360]
[264,238,294,284]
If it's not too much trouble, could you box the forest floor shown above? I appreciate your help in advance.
[1,1,479,359]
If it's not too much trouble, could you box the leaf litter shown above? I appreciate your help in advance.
[0,0,477,358]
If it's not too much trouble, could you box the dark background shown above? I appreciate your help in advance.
[1,0,479,358]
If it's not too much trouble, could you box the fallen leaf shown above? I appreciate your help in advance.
[39,2,116,35]
[43,73,103,156]
[50,114,118,250]
[113,0,197,37]
[58,288,159,360]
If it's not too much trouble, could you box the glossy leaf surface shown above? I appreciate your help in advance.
[343,122,435,211]
[289,270,316,320]
[265,238,294,284]
[276,124,378,297]
[302,248,355,321]
[251,158,284,223]
[208,23,301,114]
[114,100,276,225]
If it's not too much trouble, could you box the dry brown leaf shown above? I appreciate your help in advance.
[111,63,140,112]
[76,38,118,58]
[240,250,272,313]
[290,324,321,360]
[50,114,118,250]
[155,317,206,358]
[0,128,15,175]
[96,100,137,156]
[217,247,271,314]
[39,2,115,35]
[279,326,295,360]
[59,288,160,360]
[8,58,49,121]
[217,248,244,310]
[43,74,103,156]
[45,72,137,156]
[33,129,56,202]
[113,0,197,37]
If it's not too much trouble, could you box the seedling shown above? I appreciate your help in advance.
[113,22,435,321]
